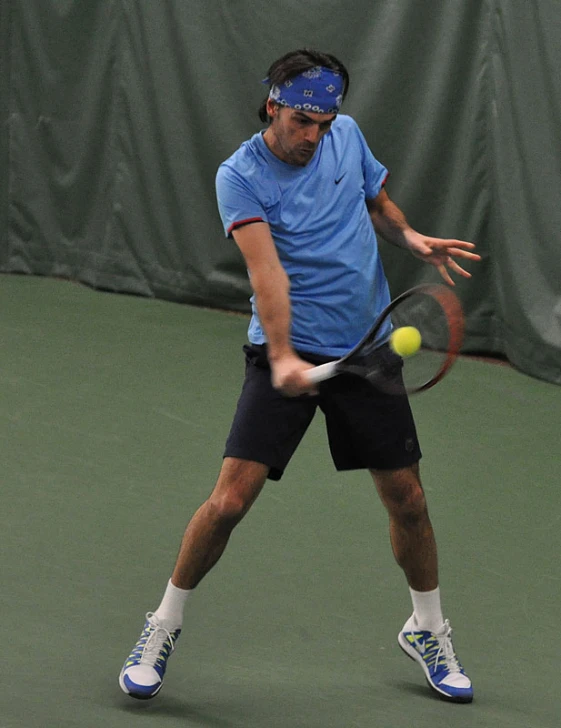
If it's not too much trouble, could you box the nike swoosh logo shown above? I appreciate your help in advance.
[334,174,346,185]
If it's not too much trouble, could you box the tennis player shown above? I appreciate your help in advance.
[119,49,480,704]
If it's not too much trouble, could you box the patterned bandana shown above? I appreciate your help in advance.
[264,66,344,114]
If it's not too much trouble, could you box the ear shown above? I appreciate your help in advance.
[266,98,279,118]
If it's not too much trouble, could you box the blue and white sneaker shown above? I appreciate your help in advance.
[398,614,473,703]
[119,612,181,699]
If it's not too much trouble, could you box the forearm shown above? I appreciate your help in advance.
[369,195,419,250]
[250,265,294,360]
[230,222,315,394]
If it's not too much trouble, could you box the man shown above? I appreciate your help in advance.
[119,49,480,704]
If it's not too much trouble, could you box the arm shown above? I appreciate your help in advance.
[232,222,316,396]
[366,189,481,285]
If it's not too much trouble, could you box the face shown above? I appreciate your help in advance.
[263,100,336,166]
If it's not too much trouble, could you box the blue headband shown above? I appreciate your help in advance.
[264,66,344,114]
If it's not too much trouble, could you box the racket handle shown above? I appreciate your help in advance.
[306,360,338,384]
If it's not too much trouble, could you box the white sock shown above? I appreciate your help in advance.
[153,579,192,630]
[409,586,444,632]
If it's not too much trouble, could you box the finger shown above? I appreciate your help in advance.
[445,247,482,260]
[428,240,480,257]
[302,380,319,396]
[284,381,318,397]
[282,385,306,398]
[289,386,318,397]
[450,239,477,249]
[447,258,472,278]
[437,263,455,286]
[430,239,477,250]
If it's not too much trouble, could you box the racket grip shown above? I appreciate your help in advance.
[306,361,338,384]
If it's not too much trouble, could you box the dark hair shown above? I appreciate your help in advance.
[258,49,350,123]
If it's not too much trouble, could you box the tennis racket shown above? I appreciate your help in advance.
[306,283,465,395]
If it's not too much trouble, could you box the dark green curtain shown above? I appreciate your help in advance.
[489,1,561,383]
[0,0,560,383]
[0,0,11,259]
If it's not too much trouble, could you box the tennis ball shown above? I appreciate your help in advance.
[390,326,422,357]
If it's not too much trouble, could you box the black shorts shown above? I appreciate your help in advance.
[224,344,422,481]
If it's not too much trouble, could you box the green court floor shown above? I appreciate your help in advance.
[2,274,560,728]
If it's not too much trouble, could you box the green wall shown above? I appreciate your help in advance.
[1,1,560,384]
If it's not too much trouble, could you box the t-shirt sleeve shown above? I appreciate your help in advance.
[215,163,267,237]
[352,122,389,199]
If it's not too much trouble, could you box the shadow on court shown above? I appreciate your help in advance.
[1,275,560,728]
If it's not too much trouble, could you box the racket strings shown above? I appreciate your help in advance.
[389,286,464,393]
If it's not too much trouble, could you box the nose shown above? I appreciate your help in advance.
[304,125,322,145]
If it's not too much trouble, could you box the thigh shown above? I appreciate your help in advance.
[224,345,318,481]
[319,374,422,472]
[214,457,270,497]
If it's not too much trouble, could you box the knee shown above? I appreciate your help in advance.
[204,459,267,528]
[206,488,255,527]
[380,479,428,525]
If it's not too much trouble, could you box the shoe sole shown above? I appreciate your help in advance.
[119,670,162,700]
[397,633,473,704]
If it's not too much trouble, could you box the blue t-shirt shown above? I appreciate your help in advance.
[215,114,391,357]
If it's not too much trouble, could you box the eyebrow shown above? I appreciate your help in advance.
[293,112,337,125]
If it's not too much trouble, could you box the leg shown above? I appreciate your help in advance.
[319,373,471,702]
[370,462,438,591]
[171,457,268,589]
[119,457,267,700]
[120,345,316,700]
[171,345,316,590]
[373,463,473,703]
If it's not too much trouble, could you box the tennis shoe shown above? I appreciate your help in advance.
[119,612,181,699]
[398,614,473,703]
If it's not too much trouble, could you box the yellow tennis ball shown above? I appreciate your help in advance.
[390,326,422,357]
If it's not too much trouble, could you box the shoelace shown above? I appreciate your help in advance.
[433,619,462,674]
[140,613,176,664]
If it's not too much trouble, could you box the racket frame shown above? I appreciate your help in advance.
[306,283,465,393]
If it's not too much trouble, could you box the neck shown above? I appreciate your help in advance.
[262,127,283,160]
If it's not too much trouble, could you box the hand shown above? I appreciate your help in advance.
[405,231,481,285]
[270,353,318,397]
